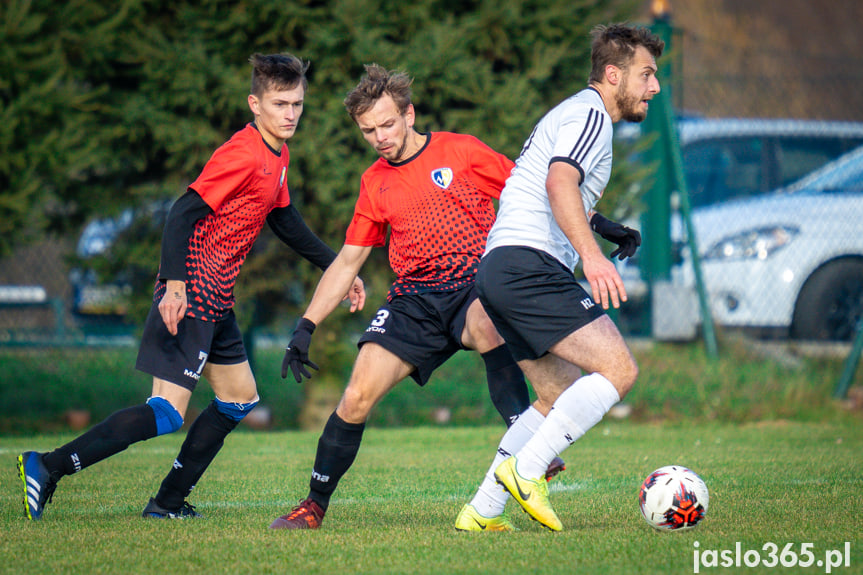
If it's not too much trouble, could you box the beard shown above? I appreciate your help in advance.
[391,134,411,162]
[378,131,411,162]
[615,79,648,123]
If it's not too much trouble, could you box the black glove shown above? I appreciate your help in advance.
[282,317,319,382]
[590,212,642,260]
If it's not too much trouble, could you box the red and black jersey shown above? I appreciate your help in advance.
[345,132,515,300]
[155,123,291,321]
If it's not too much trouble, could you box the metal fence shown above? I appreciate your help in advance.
[0,229,141,346]
[619,17,862,353]
[0,239,77,345]
[3,15,863,355]
[622,116,863,345]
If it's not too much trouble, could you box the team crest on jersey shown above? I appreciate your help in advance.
[279,166,287,187]
[431,167,453,189]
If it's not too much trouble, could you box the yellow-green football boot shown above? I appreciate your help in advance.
[454,503,517,532]
[494,457,562,531]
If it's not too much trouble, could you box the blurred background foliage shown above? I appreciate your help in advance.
[0,0,641,336]
[4,0,862,431]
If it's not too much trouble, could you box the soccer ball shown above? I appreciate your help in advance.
[639,465,709,531]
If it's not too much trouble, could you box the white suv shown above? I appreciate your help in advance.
[656,145,863,341]
[616,118,863,340]
[617,117,863,209]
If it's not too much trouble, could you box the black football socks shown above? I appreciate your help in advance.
[153,400,238,510]
[482,345,530,427]
[42,404,158,478]
[308,411,365,512]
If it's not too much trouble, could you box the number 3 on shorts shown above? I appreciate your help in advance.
[370,309,390,327]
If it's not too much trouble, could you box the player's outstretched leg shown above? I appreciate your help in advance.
[19,401,173,520]
[17,452,59,521]
[494,456,562,531]
[270,497,325,530]
[454,503,516,532]
[269,411,364,530]
[483,347,568,483]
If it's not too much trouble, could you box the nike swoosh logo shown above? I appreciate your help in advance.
[472,517,487,530]
[510,468,532,502]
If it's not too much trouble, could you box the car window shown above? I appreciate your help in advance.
[774,136,863,188]
[795,149,863,195]
[683,138,766,208]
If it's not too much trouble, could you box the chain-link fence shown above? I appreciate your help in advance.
[3,132,862,347]
[622,13,863,347]
[619,116,863,344]
[4,6,863,349]
[0,239,76,345]
[0,234,138,346]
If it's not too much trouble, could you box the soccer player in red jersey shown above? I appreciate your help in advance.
[17,53,363,521]
[269,65,639,531]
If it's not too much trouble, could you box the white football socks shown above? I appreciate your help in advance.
[514,373,620,480]
[469,406,545,517]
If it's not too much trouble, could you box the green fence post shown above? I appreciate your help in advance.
[834,321,863,399]
[658,90,719,359]
[642,16,673,289]
[644,8,718,358]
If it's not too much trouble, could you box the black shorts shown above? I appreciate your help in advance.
[357,286,477,386]
[135,303,247,391]
[476,246,604,362]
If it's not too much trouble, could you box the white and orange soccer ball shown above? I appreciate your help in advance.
[639,465,709,531]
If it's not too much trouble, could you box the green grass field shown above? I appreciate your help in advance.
[2,421,861,574]
[1,338,859,434]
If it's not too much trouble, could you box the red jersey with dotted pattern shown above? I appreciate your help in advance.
[345,132,515,300]
[154,123,291,320]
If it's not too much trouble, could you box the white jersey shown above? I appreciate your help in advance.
[485,87,613,270]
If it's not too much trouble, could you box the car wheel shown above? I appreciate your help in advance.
[791,258,863,341]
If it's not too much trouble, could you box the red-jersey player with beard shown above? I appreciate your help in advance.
[270,60,642,531]
[269,64,530,532]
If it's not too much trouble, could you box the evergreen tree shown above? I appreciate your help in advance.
[2,0,643,405]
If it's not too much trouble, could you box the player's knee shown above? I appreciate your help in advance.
[615,357,639,399]
[146,396,184,436]
[465,313,504,352]
[339,386,374,422]
[213,395,259,422]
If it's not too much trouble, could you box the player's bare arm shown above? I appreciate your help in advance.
[282,244,368,382]
[546,161,627,309]
[304,244,372,326]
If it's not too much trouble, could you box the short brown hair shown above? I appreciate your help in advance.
[344,64,413,121]
[249,53,309,96]
[588,24,664,84]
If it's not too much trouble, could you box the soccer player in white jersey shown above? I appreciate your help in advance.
[455,23,663,532]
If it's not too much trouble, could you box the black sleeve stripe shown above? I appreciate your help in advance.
[567,108,593,160]
[519,125,539,157]
[549,157,585,185]
[266,205,337,271]
[567,108,604,166]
